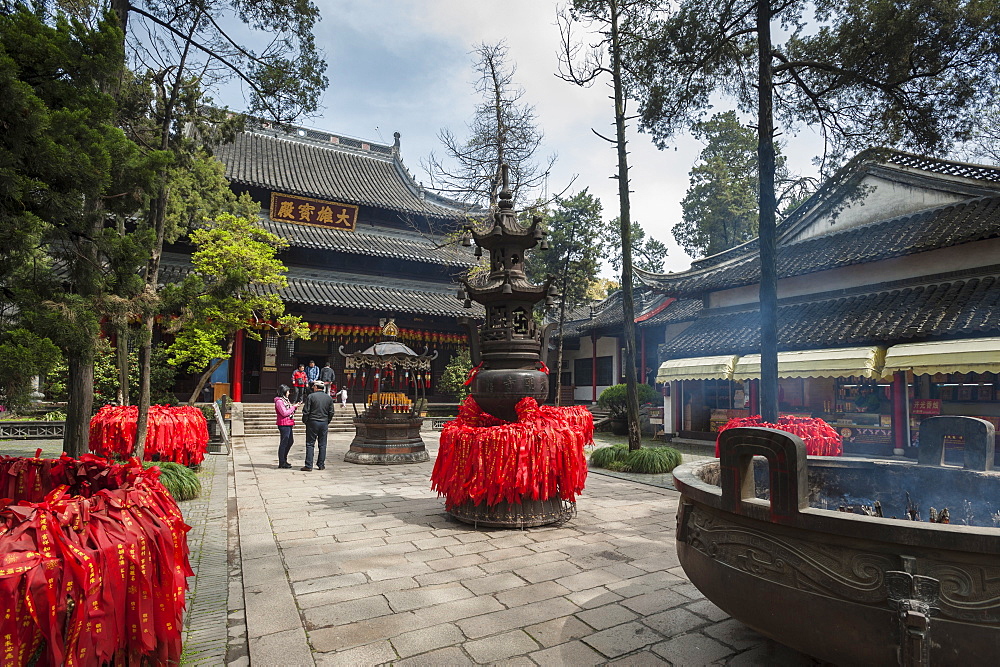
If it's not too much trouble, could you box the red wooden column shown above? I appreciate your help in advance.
[749,379,760,416]
[232,329,245,402]
[891,371,908,452]
[591,331,598,403]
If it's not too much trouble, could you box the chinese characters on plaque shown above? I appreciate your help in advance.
[270,192,358,231]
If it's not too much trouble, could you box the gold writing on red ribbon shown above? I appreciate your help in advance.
[269,192,358,231]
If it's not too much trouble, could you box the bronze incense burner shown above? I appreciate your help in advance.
[673,416,1000,665]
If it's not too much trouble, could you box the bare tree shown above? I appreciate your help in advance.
[424,41,556,208]
[558,0,652,451]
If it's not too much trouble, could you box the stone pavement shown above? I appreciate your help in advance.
[1,431,816,665]
[216,429,818,666]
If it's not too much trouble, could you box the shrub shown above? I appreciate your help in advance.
[625,447,682,474]
[439,348,472,402]
[605,459,632,472]
[146,461,202,501]
[597,383,660,420]
[589,443,629,468]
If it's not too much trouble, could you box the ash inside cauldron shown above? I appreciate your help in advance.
[696,456,1000,526]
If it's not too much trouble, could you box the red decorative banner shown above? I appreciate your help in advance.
[269,192,358,231]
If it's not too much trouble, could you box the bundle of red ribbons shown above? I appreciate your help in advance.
[431,396,593,509]
[0,453,192,666]
[716,415,843,456]
[89,405,209,465]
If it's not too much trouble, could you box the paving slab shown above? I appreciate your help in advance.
[171,427,821,665]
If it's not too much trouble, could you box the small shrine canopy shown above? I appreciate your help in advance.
[732,346,887,380]
[656,355,739,383]
[881,337,1000,377]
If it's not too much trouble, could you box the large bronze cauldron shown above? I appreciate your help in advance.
[673,417,1000,666]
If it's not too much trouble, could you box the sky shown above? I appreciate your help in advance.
[223,0,825,276]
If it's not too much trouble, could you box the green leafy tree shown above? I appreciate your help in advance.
[525,190,605,403]
[604,218,668,277]
[439,348,473,403]
[676,112,761,258]
[559,0,654,450]
[0,330,61,412]
[161,213,309,404]
[0,7,154,455]
[677,111,814,258]
[627,0,1000,421]
[98,0,327,455]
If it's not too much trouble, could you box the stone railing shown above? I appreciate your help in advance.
[0,421,65,440]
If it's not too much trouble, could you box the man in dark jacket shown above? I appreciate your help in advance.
[301,381,335,471]
[319,362,336,395]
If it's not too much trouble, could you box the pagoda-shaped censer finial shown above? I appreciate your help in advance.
[458,164,559,421]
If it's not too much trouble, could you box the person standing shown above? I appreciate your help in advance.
[292,364,308,403]
[319,362,336,396]
[305,360,320,390]
[274,385,300,469]
[301,380,335,471]
[337,386,348,408]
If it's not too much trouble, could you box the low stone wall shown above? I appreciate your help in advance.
[0,420,65,439]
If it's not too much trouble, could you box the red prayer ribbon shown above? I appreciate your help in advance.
[88,405,209,465]
[430,396,593,509]
[0,454,192,666]
[715,415,844,457]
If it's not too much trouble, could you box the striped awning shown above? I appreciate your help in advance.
[882,338,1000,377]
[656,355,739,383]
[733,346,887,380]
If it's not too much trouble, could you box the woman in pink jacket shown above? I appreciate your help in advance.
[274,384,300,469]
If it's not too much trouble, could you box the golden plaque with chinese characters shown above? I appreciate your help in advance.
[269,192,358,231]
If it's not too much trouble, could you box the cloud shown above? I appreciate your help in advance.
[261,0,824,275]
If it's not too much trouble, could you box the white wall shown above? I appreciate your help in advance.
[790,173,971,242]
[560,334,620,403]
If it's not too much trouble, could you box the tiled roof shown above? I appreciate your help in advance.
[259,217,476,268]
[554,292,702,339]
[681,150,1000,275]
[279,269,482,318]
[639,195,1000,296]
[661,273,1000,358]
[215,130,475,219]
[639,298,702,327]
[158,254,482,319]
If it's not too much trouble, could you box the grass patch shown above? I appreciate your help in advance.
[589,445,683,474]
[145,461,202,501]
[589,444,630,468]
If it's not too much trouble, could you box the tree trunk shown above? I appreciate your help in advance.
[135,19,198,457]
[187,351,229,405]
[757,0,779,423]
[610,0,642,451]
[64,353,94,458]
[116,323,130,406]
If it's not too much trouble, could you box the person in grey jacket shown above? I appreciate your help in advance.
[301,381,335,471]
[319,362,336,395]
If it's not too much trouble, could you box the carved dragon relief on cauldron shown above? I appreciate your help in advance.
[918,561,1000,623]
[680,502,1000,625]
[679,503,893,604]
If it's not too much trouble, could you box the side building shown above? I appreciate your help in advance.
[163,125,483,403]
[639,149,1000,456]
